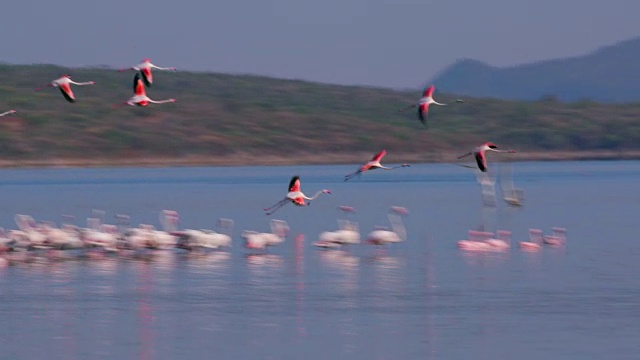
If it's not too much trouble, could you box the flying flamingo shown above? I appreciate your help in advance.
[399,85,463,126]
[344,150,410,181]
[38,75,95,103]
[458,142,517,172]
[264,176,331,215]
[0,110,16,117]
[125,73,176,107]
[118,58,177,87]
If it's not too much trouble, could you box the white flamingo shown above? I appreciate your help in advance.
[81,217,120,252]
[125,224,176,250]
[314,206,360,248]
[0,110,16,117]
[264,176,331,215]
[118,58,177,87]
[38,75,95,103]
[399,85,463,126]
[457,230,494,251]
[243,219,289,250]
[160,210,233,250]
[458,142,517,173]
[8,214,47,250]
[365,206,409,245]
[40,221,84,250]
[124,73,176,106]
[519,229,543,252]
[344,150,410,181]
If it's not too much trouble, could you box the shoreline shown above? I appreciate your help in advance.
[0,150,639,169]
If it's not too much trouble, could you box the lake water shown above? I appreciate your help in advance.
[0,161,638,359]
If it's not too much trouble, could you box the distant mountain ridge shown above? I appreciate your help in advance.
[431,37,640,102]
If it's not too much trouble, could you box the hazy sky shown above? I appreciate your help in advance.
[2,0,640,89]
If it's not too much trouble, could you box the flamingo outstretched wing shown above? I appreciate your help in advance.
[59,83,75,103]
[475,152,488,172]
[140,67,153,87]
[133,73,146,96]
[418,104,428,125]
[423,85,435,98]
[371,149,387,162]
[288,176,301,192]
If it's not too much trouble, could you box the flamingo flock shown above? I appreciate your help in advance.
[0,57,565,265]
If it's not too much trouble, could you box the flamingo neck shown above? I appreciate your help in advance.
[308,190,325,200]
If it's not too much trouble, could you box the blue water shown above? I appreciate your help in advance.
[0,161,639,359]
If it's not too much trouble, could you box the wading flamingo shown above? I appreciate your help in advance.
[167,210,234,251]
[543,227,567,246]
[38,75,95,103]
[458,142,517,172]
[399,85,463,126]
[519,229,543,252]
[365,206,409,245]
[0,110,16,117]
[344,150,410,181]
[118,58,176,87]
[243,219,289,250]
[125,73,176,107]
[457,230,493,251]
[314,205,360,248]
[264,176,331,215]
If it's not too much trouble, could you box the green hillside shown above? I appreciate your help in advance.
[0,64,639,167]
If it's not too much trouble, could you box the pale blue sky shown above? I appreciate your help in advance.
[2,0,640,88]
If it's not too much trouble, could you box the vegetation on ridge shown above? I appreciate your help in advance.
[0,64,639,166]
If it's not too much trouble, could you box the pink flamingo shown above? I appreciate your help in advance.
[124,73,176,107]
[118,58,176,87]
[543,227,567,246]
[344,150,410,181]
[264,176,331,215]
[0,110,16,117]
[399,85,463,126]
[458,142,516,172]
[519,229,543,252]
[38,75,95,103]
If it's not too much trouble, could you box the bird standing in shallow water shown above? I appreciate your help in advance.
[344,150,410,181]
[264,176,331,215]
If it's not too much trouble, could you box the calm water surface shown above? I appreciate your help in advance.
[0,161,639,359]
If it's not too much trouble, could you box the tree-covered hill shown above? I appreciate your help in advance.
[0,64,639,167]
